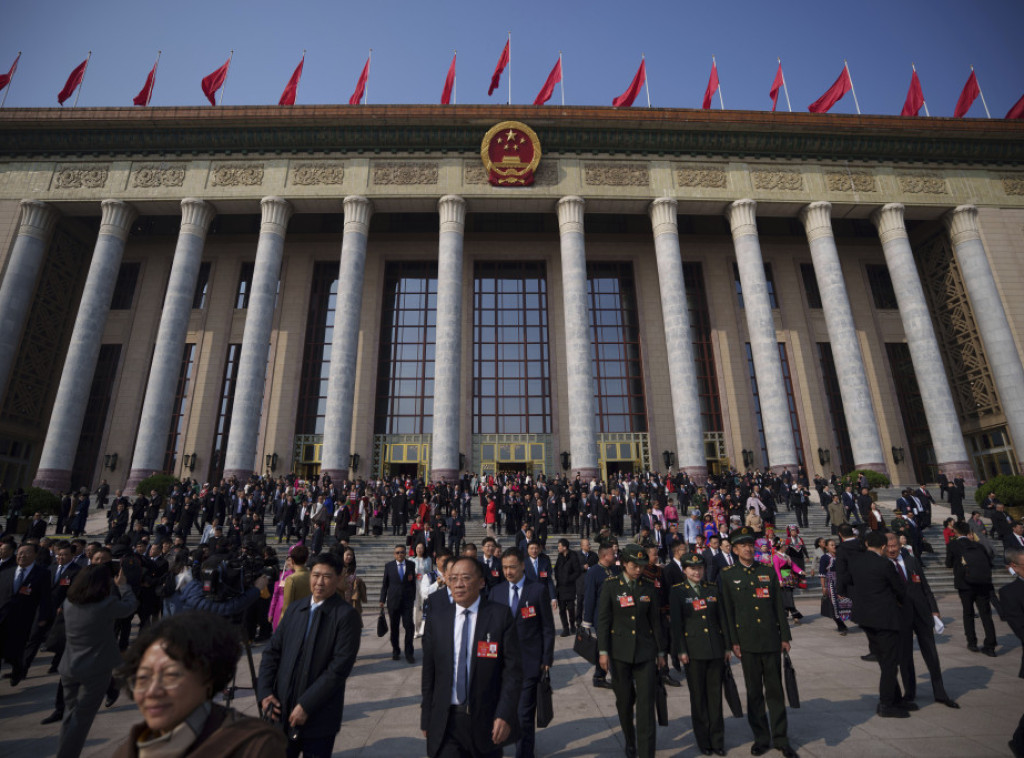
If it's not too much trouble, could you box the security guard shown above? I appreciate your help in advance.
[597,544,666,758]
[719,526,798,758]
[670,553,729,756]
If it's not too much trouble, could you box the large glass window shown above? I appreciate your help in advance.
[163,343,195,473]
[296,263,339,436]
[800,263,822,309]
[235,262,255,309]
[209,343,241,482]
[110,262,140,310]
[587,262,646,433]
[684,262,723,434]
[192,262,211,310]
[744,342,804,468]
[817,343,854,473]
[473,261,551,435]
[70,344,121,488]
[374,262,438,435]
[866,264,898,310]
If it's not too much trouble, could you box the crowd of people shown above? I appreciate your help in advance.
[0,465,1021,757]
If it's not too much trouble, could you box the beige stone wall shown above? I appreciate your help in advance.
[0,199,21,282]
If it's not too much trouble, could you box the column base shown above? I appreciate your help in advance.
[852,462,889,480]
[431,468,458,484]
[573,467,600,482]
[125,468,162,495]
[937,460,977,487]
[321,469,349,486]
[679,465,708,484]
[222,468,256,484]
[32,468,72,494]
[770,463,799,477]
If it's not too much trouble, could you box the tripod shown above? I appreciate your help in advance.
[223,626,262,717]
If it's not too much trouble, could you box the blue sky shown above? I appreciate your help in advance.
[1,0,1022,117]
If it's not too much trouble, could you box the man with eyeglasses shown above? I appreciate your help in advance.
[381,545,417,663]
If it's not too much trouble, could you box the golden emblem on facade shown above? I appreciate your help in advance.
[481,121,541,186]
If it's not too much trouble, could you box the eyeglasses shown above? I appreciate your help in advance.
[128,669,188,693]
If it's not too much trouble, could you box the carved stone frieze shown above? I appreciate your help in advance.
[825,170,876,192]
[897,172,948,195]
[676,165,727,189]
[465,160,557,186]
[750,167,803,191]
[53,165,109,190]
[583,161,649,187]
[290,162,345,186]
[131,163,186,188]
[1001,175,1024,196]
[372,161,438,185]
[210,163,264,187]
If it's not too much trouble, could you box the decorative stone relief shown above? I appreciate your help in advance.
[1001,175,1024,196]
[464,163,488,185]
[676,165,727,189]
[290,162,345,186]
[750,167,803,191]
[131,163,186,188]
[897,172,948,194]
[210,163,264,187]
[584,161,649,187]
[465,160,557,185]
[825,170,876,192]
[53,165,109,189]
[372,161,438,185]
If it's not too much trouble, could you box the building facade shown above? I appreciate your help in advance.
[0,105,1022,493]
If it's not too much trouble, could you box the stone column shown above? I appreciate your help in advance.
[320,196,373,483]
[945,205,1024,469]
[430,195,466,484]
[726,199,798,474]
[33,200,137,493]
[222,197,292,482]
[0,200,59,398]
[556,196,599,480]
[126,199,216,491]
[649,198,707,482]
[871,203,974,484]
[800,201,887,474]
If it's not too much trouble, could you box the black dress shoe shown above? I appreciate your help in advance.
[967,643,980,652]
[105,691,119,708]
[897,700,919,711]
[406,653,416,664]
[714,751,726,757]
[593,678,613,689]
[9,670,24,686]
[936,698,960,709]
[982,648,997,657]
[559,630,571,638]
[750,746,768,756]
[392,651,401,661]
[40,711,63,725]
[876,704,910,718]
[703,750,713,756]
[860,653,878,662]
[625,745,638,758]
[779,747,799,758]
[661,673,682,687]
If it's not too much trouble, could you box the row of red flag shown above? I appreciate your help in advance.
[2,48,1022,119]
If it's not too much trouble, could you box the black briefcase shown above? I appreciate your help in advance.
[376,608,388,638]
[536,669,554,728]
[783,651,800,708]
[573,627,598,665]
[722,664,743,718]
[656,677,669,727]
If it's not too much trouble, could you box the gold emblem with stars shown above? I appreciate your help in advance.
[481,121,541,186]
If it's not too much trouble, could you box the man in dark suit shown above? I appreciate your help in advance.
[575,538,598,631]
[946,520,998,655]
[0,542,52,685]
[480,537,504,592]
[1006,522,1024,554]
[23,513,47,543]
[380,544,418,662]
[490,548,554,758]
[553,538,582,636]
[948,485,965,521]
[664,539,687,588]
[523,539,556,604]
[999,548,1024,758]
[259,552,361,758]
[421,556,522,758]
[985,502,1015,542]
[24,542,80,676]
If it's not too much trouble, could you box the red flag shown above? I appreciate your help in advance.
[58,58,88,105]
[808,65,852,113]
[901,70,925,116]
[349,57,369,105]
[533,57,562,106]
[441,53,456,105]
[702,60,719,109]
[1007,93,1024,120]
[133,61,158,106]
[202,58,231,106]
[613,58,646,108]
[488,40,509,96]
[279,55,304,106]
[769,63,784,112]
[954,70,980,117]
[0,53,20,92]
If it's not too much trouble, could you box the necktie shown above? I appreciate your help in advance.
[13,568,23,593]
[456,608,471,704]
[895,561,907,582]
[54,566,63,586]
[398,562,404,581]
[511,583,519,612]
[305,605,318,639]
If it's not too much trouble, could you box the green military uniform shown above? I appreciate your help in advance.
[669,554,727,755]
[718,527,793,755]
[597,544,666,758]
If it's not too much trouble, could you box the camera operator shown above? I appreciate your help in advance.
[173,538,270,618]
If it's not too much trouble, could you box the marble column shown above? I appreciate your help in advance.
[33,200,137,493]
[126,199,216,491]
[726,199,798,474]
[556,196,599,481]
[430,195,466,484]
[0,200,59,399]
[871,203,974,484]
[800,201,887,474]
[648,198,707,482]
[945,205,1024,469]
[320,196,373,483]
[222,197,292,482]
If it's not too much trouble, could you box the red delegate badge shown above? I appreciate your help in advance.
[477,641,499,658]
[521,605,537,619]
[692,598,707,611]
[619,595,636,608]
[755,588,770,599]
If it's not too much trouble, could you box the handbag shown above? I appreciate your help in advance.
[573,626,599,665]
[783,651,800,708]
[536,669,554,728]
[376,608,388,638]
[722,664,743,718]
[820,594,834,619]
[655,676,669,727]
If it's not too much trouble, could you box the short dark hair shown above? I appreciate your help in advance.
[865,531,888,548]
[462,542,476,553]
[558,538,570,549]
[527,538,542,548]
[290,545,310,565]
[449,556,483,579]
[837,524,855,539]
[501,547,524,564]
[310,552,342,574]
[953,521,970,536]
[66,564,114,605]
[482,537,496,546]
[117,611,241,695]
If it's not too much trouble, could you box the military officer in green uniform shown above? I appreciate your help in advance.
[597,544,666,758]
[670,553,730,756]
[719,527,798,758]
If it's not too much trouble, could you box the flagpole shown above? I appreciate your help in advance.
[913,63,929,117]
[643,53,651,108]
[453,50,457,105]
[296,50,306,104]
[714,55,724,110]
[559,52,564,106]
[972,65,992,118]
[0,51,21,109]
[366,49,372,105]
[844,60,861,115]
[147,51,162,107]
[73,51,92,108]
[507,31,511,105]
[219,50,234,106]
[779,57,792,113]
